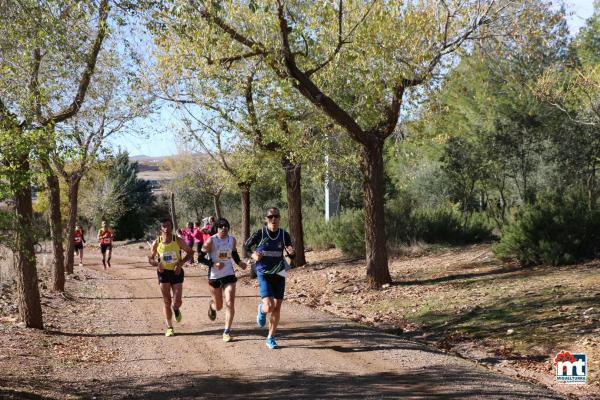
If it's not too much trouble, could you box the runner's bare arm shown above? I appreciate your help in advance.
[148,241,159,267]
[232,238,247,270]
[176,237,194,266]
[202,237,213,253]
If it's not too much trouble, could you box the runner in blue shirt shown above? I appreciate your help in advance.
[243,207,295,349]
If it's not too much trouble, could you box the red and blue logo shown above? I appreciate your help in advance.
[554,351,586,384]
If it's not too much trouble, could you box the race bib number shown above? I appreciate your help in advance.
[162,251,177,264]
[102,237,112,244]
[218,251,230,260]
[74,237,82,243]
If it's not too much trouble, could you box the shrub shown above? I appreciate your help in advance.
[302,207,336,251]
[494,191,600,265]
[330,209,365,257]
[384,192,417,244]
[304,222,337,251]
[412,208,493,244]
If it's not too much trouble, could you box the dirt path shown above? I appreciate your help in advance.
[3,248,567,399]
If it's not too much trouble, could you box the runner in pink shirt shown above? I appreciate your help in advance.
[201,216,215,243]
[183,222,195,264]
[193,221,204,263]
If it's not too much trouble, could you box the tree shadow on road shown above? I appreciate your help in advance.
[0,365,562,399]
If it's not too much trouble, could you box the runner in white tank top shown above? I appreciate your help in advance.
[208,235,235,280]
[201,218,247,342]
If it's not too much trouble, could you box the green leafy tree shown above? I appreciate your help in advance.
[153,0,534,287]
[538,2,600,126]
[536,4,600,207]
[0,0,110,327]
[107,153,156,240]
[440,136,488,219]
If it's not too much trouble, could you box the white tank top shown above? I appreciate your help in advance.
[209,234,235,280]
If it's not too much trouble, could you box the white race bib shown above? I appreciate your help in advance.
[162,251,177,264]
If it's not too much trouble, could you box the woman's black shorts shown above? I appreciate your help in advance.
[208,274,237,289]
[157,269,185,285]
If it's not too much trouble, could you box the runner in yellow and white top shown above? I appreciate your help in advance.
[148,218,193,337]
[201,217,247,342]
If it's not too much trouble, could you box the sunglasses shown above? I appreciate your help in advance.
[266,215,280,219]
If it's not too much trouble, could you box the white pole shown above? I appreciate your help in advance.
[324,153,330,222]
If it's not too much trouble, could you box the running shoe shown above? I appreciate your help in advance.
[256,303,266,328]
[208,300,216,321]
[222,332,232,342]
[265,336,278,349]
[165,327,175,337]
[173,307,182,323]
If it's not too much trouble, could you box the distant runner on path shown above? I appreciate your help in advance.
[148,218,194,337]
[73,225,86,267]
[202,218,247,342]
[97,221,113,269]
[200,217,214,242]
[193,221,204,263]
[244,207,295,350]
[183,222,196,265]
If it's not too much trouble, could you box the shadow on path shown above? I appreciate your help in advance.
[0,366,563,399]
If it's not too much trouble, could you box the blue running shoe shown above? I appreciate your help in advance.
[256,303,266,328]
[266,336,278,349]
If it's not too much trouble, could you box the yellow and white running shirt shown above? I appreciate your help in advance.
[157,235,181,271]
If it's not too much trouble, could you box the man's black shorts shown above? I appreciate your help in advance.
[74,243,83,251]
[100,244,112,254]
[208,274,237,289]
[157,269,184,285]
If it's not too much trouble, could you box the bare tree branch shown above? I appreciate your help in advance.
[29,47,42,123]
[207,50,265,66]
[305,0,376,76]
[42,0,110,126]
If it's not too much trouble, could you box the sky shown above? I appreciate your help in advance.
[110,0,596,157]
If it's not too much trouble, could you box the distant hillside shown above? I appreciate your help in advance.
[130,155,176,163]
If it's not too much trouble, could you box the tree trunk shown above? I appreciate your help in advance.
[587,164,596,211]
[359,140,391,288]
[213,193,222,219]
[13,159,44,329]
[170,192,178,230]
[46,173,65,292]
[65,177,81,274]
[239,182,251,253]
[282,158,306,267]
